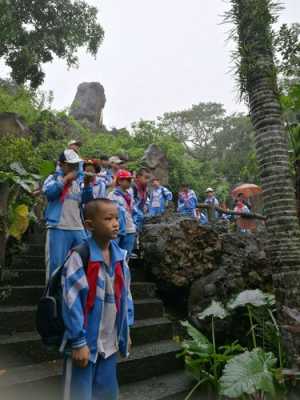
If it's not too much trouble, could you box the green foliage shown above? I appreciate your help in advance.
[219,348,277,398]
[180,291,286,398]
[275,23,300,81]
[226,0,282,98]
[179,321,244,398]
[0,0,104,88]
[0,136,38,172]
[0,85,41,125]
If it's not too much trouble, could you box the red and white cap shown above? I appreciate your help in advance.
[116,170,133,181]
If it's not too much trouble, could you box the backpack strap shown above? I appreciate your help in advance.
[72,242,90,272]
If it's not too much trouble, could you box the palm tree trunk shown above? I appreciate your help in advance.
[230,0,300,363]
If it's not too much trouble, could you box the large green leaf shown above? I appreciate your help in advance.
[219,348,277,398]
[10,162,28,176]
[198,300,228,320]
[228,289,270,310]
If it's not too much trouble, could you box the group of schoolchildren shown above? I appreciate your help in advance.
[41,139,245,400]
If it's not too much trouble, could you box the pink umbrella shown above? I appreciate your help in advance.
[231,183,262,199]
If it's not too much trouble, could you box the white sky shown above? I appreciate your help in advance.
[3,1,300,128]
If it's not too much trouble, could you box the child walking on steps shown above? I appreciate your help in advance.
[61,198,134,400]
[108,170,137,257]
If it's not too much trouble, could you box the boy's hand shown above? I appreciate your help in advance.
[64,171,76,184]
[128,335,132,352]
[72,345,90,368]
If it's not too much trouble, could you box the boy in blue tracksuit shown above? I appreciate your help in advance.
[43,150,93,279]
[149,178,173,217]
[61,198,134,400]
[177,183,198,217]
[108,170,136,257]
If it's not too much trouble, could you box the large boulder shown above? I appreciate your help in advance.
[0,112,30,137]
[141,144,169,185]
[140,214,272,316]
[70,82,106,131]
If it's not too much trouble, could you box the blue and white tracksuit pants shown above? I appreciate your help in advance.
[63,353,118,400]
[46,228,87,280]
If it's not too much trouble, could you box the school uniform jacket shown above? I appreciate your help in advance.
[61,237,134,362]
[149,186,173,215]
[177,190,198,217]
[43,173,93,227]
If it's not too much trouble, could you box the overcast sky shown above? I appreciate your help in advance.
[21,1,300,128]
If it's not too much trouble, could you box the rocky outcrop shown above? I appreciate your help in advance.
[140,214,272,317]
[0,112,30,137]
[141,144,169,185]
[70,82,106,131]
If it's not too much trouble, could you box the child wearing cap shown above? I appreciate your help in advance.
[43,150,94,279]
[149,178,173,217]
[177,183,198,218]
[204,188,220,219]
[108,170,137,257]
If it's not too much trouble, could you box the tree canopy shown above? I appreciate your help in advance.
[0,0,104,88]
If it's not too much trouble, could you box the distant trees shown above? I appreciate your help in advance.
[0,0,104,88]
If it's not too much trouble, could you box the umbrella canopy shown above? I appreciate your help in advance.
[231,183,262,199]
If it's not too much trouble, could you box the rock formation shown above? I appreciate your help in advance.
[141,144,169,185]
[140,214,272,317]
[70,82,106,131]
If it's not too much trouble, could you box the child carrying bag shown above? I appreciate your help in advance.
[36,242,90,348]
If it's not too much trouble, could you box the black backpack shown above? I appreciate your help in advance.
[36,242,90,349]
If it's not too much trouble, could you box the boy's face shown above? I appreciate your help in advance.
[118,178,131,190]
[101,160,109,168]
[111,162,121,172]
[152,179,160,188]
[207,191,214,198]
[61,162,78,175]
[137,172,150,186]
[69,143,80,153]
[85,203,119,241]
[181,186,189,193]
[85,164,96,174]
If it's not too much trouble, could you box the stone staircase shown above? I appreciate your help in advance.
[0,227,193,400]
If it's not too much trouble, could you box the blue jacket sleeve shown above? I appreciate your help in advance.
[81,185,94,205]
[162,187,173,201]
[42,175,64,201]
[62,252,89,349]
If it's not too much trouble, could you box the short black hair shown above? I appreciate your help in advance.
[83,198,116,220]
[100,155,109,161]
[136,167,150,177]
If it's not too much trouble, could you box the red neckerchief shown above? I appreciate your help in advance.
[84,260,124,326]
[136,181,147,202]
[60,181,72,203]
[115,188,132,210]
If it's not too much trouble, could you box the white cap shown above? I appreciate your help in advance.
[109,156,123,164]
[206,187,214,193]
[63,149,82,164]
[68,139,82,146]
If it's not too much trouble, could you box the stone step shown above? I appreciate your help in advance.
[0,299,164,335]
[0,282,156,306]
[120,371,194,400]
[23,244,45,257]
[0,306,36,334]
[0,340,182,397]
[11,255,45,270]
[2,270,45,286]
[0,318,173,368]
